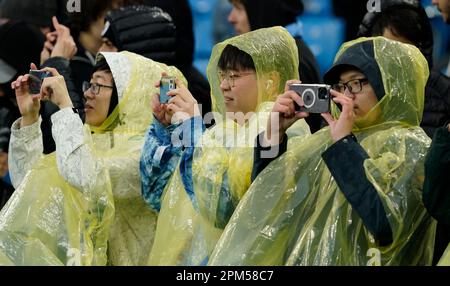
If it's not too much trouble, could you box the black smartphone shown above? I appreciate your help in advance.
[28,70,52,94]
[289,83,331,114]
[160,76,176,104]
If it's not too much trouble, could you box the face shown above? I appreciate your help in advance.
[228,1,251,35]
[338,70,379,119]
[0,152,8,178]
[89,15,108,52]
[99,38,119,52]
[432,0,450,23]
[219,69,258,116]
[84,70,114,127]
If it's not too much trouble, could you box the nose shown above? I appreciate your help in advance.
[83,88,94,100]
[343,87,355,99]
[219,77,231,90]
[228,8,236,24]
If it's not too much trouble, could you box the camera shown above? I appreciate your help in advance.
[28,70,52,94]
[289,83,331,113]
[160,76,176,104]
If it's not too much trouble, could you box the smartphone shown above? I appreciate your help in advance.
[28,70,52,94]
[160,76,176,104]
[289,83,331,114]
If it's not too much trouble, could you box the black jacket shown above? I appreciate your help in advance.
[422,71,450,138]
[423,124,450,264]
[40,57,85,154]
[70,42,96,100]
[0,179,14,210]
[252,132,393,245]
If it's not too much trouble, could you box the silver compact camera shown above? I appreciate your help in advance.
[289,83,331,113]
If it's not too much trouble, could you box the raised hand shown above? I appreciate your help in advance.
[264,79,309,146]
[11,64,41,127]
[321,89,355,142]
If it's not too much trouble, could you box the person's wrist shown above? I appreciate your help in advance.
[332,132,352,143]
[21,114,39,128]
[263,128,285,147]
[447,123,450,132]
[57,96,73,109]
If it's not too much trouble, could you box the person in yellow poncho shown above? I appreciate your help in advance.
[0,51,185,265]
[209,37,436,266]
[140,26,311,265]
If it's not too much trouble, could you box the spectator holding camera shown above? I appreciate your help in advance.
[209,37,435,266]
[0,51,185,265]
[140,27,310,265]
[356,0,450,265]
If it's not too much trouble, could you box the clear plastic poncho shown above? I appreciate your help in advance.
[0,51,185,265]
[148,27,310,265]
[438,244,450,266]
[209,37,436,266]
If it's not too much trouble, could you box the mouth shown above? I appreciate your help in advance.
[84,103,94,111]
[224,96,234,103]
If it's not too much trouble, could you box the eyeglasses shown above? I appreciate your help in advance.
[82,81,114,95]
[218,70,254,88]
[331,78,369,94]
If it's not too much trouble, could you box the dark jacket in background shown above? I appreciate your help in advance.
[40,57,85,154]
[70,42,96,100]
[422,71,450,138]
[241,0,323,133]
[423,124,450,265]
[0,179,14,210]
[0,20,44,89]
[142,0,212,118]
[333,0,368,41]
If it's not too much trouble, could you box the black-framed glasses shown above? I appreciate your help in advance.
[82,81,114,95]
[218,70,254,88]
[331,78,369,94]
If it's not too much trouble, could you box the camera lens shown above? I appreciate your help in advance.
[302,89,315,107]
[318,87,329,100]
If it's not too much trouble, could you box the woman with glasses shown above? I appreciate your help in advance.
[140,27,310,265]
[0,51,185,265]
[209,37,436,266]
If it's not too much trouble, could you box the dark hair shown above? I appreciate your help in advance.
[92,60,118,116]
[370,4,433,65]
[218,45,255,71]
[68,0,141,39]
[229,0,246,5]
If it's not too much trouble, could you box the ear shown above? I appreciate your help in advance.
[264,71,281,98]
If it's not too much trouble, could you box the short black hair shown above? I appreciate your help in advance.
[218,44,255,71]
[371,4,430,53]
[92,59,118,116]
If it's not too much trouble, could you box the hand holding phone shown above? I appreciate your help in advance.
[28,70,52,94]
[160,76,176,104]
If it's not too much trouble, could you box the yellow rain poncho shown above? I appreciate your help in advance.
[0,51,185,265]
[438,244,450,266]
[209,37,436,266]
[148,26,310,265]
